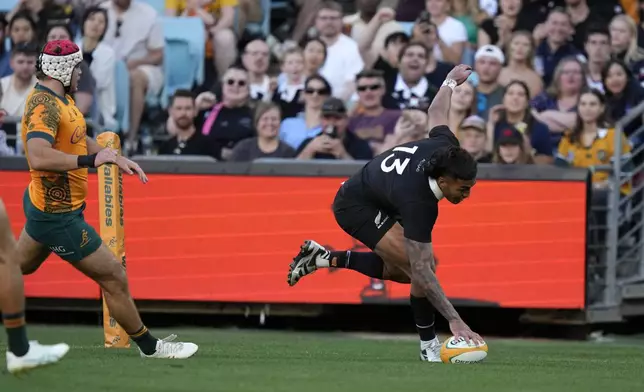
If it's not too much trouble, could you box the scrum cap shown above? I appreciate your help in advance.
[37,40,83,87]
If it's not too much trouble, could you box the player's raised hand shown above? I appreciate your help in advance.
[115,156,149,184]
[446,64,473,86]
[95,148,118,166]
[449,319,484,345]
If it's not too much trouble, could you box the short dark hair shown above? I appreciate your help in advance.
[424,145,477,181]
[384,32,409,48]
[585,24,610,43]
[398,42,429,62]
[169,89,194,106]
[11,43,38,57]
[355,69,384,82]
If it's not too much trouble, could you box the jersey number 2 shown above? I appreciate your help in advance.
[380,146,418,175]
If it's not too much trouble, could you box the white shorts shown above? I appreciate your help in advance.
[137,65,164,97]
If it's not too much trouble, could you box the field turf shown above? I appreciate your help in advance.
[1,326,643,391]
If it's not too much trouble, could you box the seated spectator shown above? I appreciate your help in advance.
[609,14,644,87]
[498,31,543,98]
[6,0,71,42]
[241,38,272,101]
[0,109,15,156]
[584,25,611,92]
[273,47,305,120]
[425,0,467,63]
[165,0,237,78]
[353,4,403,70]
[379,107,429,151]
[302,38,327,77]
[602,59,644,140]
[0,12,37,78]
[101,0,165,154]
[315,1,365,100]
[458,115,492,163]
[297,97,372,160]
[567,0,619,52]
[534,8,581,87]
[556,89,631,194]
[478,0,522,48]
[448,80,476,133]
[77,6,117,129]
[195,66,254,160]
[45,24,95,116]
[0,44,38,119]
[488,80,553,163]
[492,126,535,164]
[409,20,453,84]
[366,31,409,82]
[531,56,585,147]
[383,42,437,111]
[159,89,213,157]
[279,74,330,150]
[348,70,401,155]
[230,103,296,161]
[473,45,505,120]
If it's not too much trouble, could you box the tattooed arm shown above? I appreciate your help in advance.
[404,238,461,321]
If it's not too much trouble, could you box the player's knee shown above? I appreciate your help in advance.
[129,69,148,89]
[99,265,130,296]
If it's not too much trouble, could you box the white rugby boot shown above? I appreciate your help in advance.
[419,337,442,363]
[6,341,70,374]
[140,334,198,359]
[287,240,330,286]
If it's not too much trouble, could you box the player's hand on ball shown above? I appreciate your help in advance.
[446,64,473,86]
[95,148,118,166]
[115,156,149,184]
[449,319,483,345]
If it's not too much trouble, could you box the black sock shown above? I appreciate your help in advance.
[329,251,384,279]
[129,326,158,355]
[410,295,436,342]
[3,312,29,357]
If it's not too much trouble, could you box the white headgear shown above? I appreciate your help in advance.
[38,40,83,87]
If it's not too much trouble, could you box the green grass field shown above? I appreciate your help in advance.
[1,326,643,391]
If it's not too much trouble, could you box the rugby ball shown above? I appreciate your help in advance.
[440,336,488,364]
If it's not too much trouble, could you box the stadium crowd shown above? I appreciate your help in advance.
[0,0,641,192]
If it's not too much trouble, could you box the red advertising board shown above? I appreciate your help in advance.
[0,171,587,309]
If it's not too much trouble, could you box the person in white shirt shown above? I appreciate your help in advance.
[0,44,37,118]
[315,1,364,100]
[425,0,468,63]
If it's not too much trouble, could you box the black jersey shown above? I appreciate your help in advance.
[341,125,459,243]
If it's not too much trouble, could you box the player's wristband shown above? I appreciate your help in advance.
[441,79,457,91]
[77,154,98,168]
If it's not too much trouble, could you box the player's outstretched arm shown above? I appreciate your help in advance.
[427,64,472,130]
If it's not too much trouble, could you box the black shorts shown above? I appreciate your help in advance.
[332,184,396,250]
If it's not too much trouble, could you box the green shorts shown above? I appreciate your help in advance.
[23,190,102,263]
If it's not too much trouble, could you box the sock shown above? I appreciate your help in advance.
[129,325,158,355]
[3,312,29,357]
[410,295,436,344]
[326,251,384,279]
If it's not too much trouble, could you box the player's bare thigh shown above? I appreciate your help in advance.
[16,229,51,275]
[73,243,126,291]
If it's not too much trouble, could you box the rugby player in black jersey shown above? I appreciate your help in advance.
[287,64,483,362]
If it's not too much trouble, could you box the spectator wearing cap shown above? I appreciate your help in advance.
[348,70,401,155]
[534,8,581,87]
[230,102,296,161]
[425,0,467,64]
[473,44,505,121]
[297,97,373,160]
[315,1,365,100]
[584,25,611,92]
[410,18,453,83]
[383,42,437,111]
[478,0,521,48]
[158,90,214,157]
[458,115,492,163]
[448,80,476,133]
[493,126,535,164]
[353,2,403,69]
[487,80,553,163]
[498,31,543,98]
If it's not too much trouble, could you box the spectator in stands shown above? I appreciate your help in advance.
[273,47,305,120]
[101,0,165,154]
[425,0,467,63]
[383,42,437,111]
[531,56,585,145]
[45,24,96,117]
[315,1,364,100]
[487,80,553,163]
[493,126,535,164]
[451,0,486,63]
[395,0,425,22]
[366,31,408,81]
[0,109,15,156]
[473,45,504,120]
[77,6,117,129]
[5,0,71,42]
[409,21,453,84]
[448,80,476,133]
[159,89,213,156]
[534,8,580,87]
[195,66,254,160]
[516,0,557,36]
[279,74,330,150]
[302,38,327,78]
[498,31,543,98]
[291,0,325,44]
[602,59,644,140]
[566,0,618,52]
[0,44,38,119]
[584,25,611,92]
[609,14,644,86]
[165,0,237,78]
[241,38,272,101]
[380,107,429,150]
[348,70,401,155]
[296,97,372,160]
[556,89,631,194]
[458,115,492,163]
[230,102,296,161]
[0,12,37,77]
[353,3,402,70]
[478,0,521,48]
